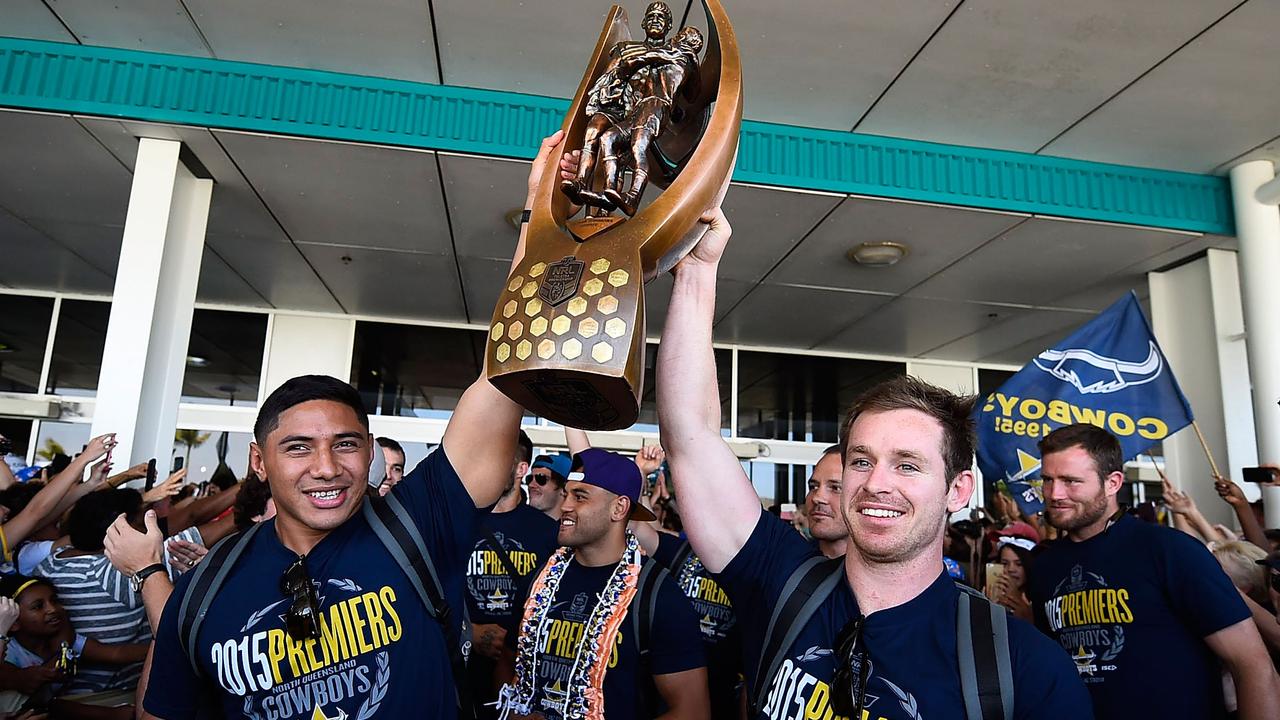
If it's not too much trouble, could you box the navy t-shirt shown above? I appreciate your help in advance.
[506,555,706,720]
[144,447,482,720]
[653,532,741,719]
[466,503,559,626]
[1028,515,1250,719]
[717,511,1091,720]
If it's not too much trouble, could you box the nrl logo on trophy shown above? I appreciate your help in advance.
[538,257,586,307]
[486,0,742,430]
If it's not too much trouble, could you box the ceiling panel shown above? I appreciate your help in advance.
[924,307,1095,361]
[716,185,843,284]
[715,284,889,347]
[905,217,1191,306]
[0,111,132,230]
[856,0,1237,151]
[185,0,439,84]
[433,0,621,96]
[646,274,753,339]
[296,244,466,321]
[1040,1,1280,171]
[0,0,76,42]
[767,196,1025,293]
[0,209,112,294]
[208,235,341,312]
[196,247,268,307]
[212,131,452,254]
[45,0,211,56]
[459,256,512,327]
[1219,135,1280,173]
[983,326,1074,366]
[26,220,123,279]
[817,296,1027,357]
[727,0,959,129]
[439,154,532,260]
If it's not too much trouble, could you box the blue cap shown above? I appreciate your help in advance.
[532,453,572,482]
[15,466,40,482]
[568,448,656,521]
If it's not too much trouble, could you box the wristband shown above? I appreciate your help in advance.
[520,209,531,224]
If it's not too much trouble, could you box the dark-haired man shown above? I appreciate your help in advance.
[1030,423,1280,719]
[376,436,407,496]
[656,208,1089,719]
[527,454,571,521]
[466,430,558,716]
[497,449,707,720]
[805,444,848,559]
[141,132,573,720]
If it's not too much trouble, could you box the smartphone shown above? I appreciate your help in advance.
[984,563,1005,599]
[172,456,185,473]
[144,459,157,491]
[1242,467,1277,484]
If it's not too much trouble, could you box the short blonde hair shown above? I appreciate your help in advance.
[1210,540,1268,600]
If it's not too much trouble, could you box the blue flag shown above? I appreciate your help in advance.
[975,292,1193,512]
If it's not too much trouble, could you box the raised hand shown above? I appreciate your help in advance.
[1162,478,1197,515]
[103,510,163,578]
[1213,476,1248,508]
[81,433,117,464]
[143,468,186,505]
[0,596,19,635]
[167,538,208,575]
[635,445,666,476]
[676,207,732,272]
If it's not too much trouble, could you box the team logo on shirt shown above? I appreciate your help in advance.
[676,555,736,641]
[1041,564,1132,682]
[762,647,930,720]
[467,534,541,614]
[211,579,402,720]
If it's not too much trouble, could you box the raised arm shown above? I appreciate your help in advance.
[1205,618,1280,719]
[1163,479,1225,544]
[443,132,577,507]
[656,210,759,572]
[1215,477,1269,550]
[2,434,115,548]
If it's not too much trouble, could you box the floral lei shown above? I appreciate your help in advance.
[497,532,641,720]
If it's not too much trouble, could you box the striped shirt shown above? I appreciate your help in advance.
[33,527,202,693]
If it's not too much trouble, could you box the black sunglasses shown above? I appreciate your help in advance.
[830,616,868,718]
[280,556,321,641]
[529,473,552,487]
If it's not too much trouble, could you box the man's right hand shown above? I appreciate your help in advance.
[674,208,732,273]
[103,510,163,577]
[472,623,508,661]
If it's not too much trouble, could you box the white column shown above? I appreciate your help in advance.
[1231,160,1280,527]
[90,139,212,466]
[1149,252,1259,528]
[258,314,357,400]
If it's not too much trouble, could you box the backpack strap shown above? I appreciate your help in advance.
[956,586,1014,720]
[750,556,844,715]
[670,540,694,572]
[362,491,475,717]
[632,560,668,663]
[179,522,265,673]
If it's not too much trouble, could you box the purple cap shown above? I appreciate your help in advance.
[568,448,656,521]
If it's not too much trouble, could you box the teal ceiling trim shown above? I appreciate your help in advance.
[0,37,1234,236]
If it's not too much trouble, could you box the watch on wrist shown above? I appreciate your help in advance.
[129,562,167,593]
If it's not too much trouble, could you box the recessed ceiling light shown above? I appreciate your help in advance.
[846,241,909,268]
[186,356,209,368]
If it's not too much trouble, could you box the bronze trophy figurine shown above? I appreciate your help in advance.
[486,0,741,430]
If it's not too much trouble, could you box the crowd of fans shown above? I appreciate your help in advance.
[0,133,1277,720]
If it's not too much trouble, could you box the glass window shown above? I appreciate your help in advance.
[351,322,488,419]
[46,299,111,396]
[736,351,905,442]
[182,310,268,407]
[0,295,54,394]
[32,420,91,467]
[977,368,1017,401]
[0,419,34,465]
[628,345,732,433]
[171,429,255,485]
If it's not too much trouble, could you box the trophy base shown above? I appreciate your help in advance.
[490,367,639,431]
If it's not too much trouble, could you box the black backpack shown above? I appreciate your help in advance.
[176,490,475,719]
[750,556,1014,720]
[630,559,672,718]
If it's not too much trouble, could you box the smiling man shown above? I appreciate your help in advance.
[656,208,1090,720]
[138,132,574,720]
[805,445,848,559]
[497,448,708,720]
[1030,423,1280,720]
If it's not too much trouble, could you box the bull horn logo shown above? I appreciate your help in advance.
[1032,341,1163,395]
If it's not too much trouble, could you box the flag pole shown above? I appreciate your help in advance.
[1145,452,1168,482]
[1190,420,1222,479]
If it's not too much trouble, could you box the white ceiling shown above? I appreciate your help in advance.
[0,0,1267,365]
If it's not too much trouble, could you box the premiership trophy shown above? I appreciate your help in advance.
[486,0,742,430]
